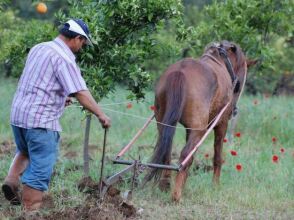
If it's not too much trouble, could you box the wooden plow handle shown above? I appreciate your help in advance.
[179,102,230,169]
[116,114,155,158]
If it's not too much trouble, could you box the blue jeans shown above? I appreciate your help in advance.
[11,125,60,191]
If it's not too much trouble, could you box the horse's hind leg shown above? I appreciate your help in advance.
[213,121,228,184]
[158,128,192,191]
[172,130,206,202]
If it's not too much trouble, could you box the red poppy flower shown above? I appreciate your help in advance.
[126,103,132,109]
[235,132,241,138]
[272,137,277,143]
[235,164,242,171]
[204,153,209,159]
[230,150,238,156]
[272,155,279,163]
[150,105,156,111]
[264,94,270,98]
[280,148,285,153]
[223,138,228,143]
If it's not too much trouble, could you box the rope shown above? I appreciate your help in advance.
[66,103,222,131]
[67,100,138,107]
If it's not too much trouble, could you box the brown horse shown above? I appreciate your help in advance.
[145,40,253,202]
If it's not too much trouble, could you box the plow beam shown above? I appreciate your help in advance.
[113,159,180,171]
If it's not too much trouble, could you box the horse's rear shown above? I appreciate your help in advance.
[146,41,248,202]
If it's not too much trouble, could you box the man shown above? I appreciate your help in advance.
[2,19,111,211]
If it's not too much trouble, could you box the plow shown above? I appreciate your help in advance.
[98,101,230,199]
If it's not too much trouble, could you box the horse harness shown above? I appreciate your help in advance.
[216,46,240,94]
[216,45,241,117]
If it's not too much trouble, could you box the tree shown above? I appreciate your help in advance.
[0,0,8,11]
[56,0,183,100]
[0,14,56,77]
[185,0,294,93]
[1,0,183,99]
[55,0,184,178]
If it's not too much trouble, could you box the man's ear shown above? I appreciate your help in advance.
[246,59,258,68]
[74,35,80,40]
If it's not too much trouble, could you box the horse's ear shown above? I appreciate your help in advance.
[230,44,237,53]
[246,59,258,68]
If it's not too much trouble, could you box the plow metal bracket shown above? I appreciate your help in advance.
[113,159,180,171]
[100,163,136,198]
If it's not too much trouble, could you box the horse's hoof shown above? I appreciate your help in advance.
[158,179,171,192]
[171,191,181,203]
[213,176,220,185]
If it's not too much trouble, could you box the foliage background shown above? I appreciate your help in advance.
[0,0,293,97]
[0,1,293,219]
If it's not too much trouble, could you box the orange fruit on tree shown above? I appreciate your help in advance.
[36,2,47,14]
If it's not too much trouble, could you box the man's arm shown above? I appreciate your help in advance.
[74,90,111,128]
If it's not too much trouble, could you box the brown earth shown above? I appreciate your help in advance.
[1,176,137,220]
[41,177,136,220]
[7,177,138,220]
[34,190,137,220]
[193,159,213,173]
[41,193,55,209]
[63,151,78,159]
[38,177,137,220]
[0,140,15,156]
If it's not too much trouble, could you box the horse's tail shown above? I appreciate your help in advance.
[145,71,186,183]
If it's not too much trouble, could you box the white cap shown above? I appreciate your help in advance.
[66,19,93,46]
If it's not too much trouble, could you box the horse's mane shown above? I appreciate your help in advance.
[204,41,245,73]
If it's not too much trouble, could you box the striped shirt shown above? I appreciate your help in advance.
[10,37,88,131]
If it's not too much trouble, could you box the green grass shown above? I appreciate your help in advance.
[0,77,293,219]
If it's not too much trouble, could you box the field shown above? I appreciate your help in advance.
[0,77,293,219]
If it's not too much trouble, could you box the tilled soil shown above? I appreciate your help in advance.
[12,177,137,220]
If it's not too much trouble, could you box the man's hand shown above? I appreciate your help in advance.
[74,90,111,129]
[98,113,111,129]
[65,97,73,107]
